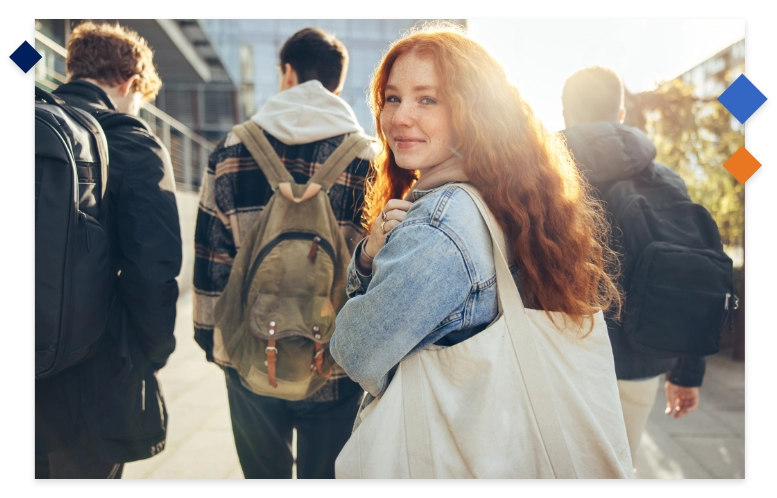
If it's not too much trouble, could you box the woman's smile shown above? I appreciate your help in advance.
[394,136,426,149]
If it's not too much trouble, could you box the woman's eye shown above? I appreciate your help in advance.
[420,97,437,105]
[386,95,400,103]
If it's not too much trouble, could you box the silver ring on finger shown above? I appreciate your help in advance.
[381,220,388,234]
[381,210,387,221]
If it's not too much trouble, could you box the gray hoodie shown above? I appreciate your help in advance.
[562,121,687,195]
[251,80,364,145]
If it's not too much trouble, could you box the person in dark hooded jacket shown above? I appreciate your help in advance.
[35,21,182,479]
[560,66,706,468]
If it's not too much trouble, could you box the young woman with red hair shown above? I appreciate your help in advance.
[330,23,633,478]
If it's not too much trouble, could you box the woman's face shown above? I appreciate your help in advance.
[380,52,457,174]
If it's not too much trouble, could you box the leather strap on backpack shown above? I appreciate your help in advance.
[266,339,278,388]
[313,342,331,378]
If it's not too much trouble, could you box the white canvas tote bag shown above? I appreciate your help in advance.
[335,184,634,479]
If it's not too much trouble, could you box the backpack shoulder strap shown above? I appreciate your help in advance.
[39,89,110,201]
[93,110,145,131]
[74,108,110,201]
[36,86,66,106]
[309,132,374,192]
[231,120,294,189]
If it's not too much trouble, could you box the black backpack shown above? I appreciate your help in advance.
[600,164,735,358]
[35,86,111,379]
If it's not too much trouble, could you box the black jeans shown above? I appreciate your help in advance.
[225,368,363,479]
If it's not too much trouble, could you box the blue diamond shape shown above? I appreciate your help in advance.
[718,74,767,124]
[9,40,42,73]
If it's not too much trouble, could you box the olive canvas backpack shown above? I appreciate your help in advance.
[214,121,373,400]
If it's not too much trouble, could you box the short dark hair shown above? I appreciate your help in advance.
[561,66,624,124]
[279,28,348,93]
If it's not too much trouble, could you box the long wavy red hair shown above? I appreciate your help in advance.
[365,22,621,326]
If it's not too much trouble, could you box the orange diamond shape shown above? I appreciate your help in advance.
[724,146,761,184]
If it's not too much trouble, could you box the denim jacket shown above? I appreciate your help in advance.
[331,184,518,397]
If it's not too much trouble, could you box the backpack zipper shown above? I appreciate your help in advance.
[308,236,321,261]
[242,232,336,307]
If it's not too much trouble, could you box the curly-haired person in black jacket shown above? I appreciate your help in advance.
[36,21,182,479]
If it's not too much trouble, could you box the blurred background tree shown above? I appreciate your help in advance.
[624,79,745,358]
[624,79,744,249]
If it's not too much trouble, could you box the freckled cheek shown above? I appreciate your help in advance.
[433,113,455,150]
[378,115,392,153]
[380,111,396,148]
[380,110,392,132]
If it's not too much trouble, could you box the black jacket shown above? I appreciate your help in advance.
[36,80,182,462]
[562,121,705,387]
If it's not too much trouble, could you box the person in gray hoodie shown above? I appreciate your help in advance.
[560,66,705,468]
[193,28,373,479]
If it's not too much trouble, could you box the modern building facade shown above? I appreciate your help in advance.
[677,38,745,99]
[201,20,467,134]
[34,19,239,191]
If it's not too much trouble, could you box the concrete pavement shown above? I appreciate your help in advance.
[123,191,744,479]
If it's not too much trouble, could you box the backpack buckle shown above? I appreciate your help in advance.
[725,293,740,311]
[266,346,278,354]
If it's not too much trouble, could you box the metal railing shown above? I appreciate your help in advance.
[34,30,214,192]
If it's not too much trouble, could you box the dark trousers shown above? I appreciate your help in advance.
[225,368,363,479]
[35,438,123,479]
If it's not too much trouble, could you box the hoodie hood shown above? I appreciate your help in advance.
[251,80,364,145]
[561,122,657,184]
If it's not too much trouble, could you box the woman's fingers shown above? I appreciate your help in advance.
[367,199,414,258]
[380,199,413,229]
[383,199,414,214]
[383,209,408,223]
[381,219,401,233]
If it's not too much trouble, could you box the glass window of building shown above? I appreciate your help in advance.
[256,46,278,84]
[732,40,745,61]
[35,19,66,45]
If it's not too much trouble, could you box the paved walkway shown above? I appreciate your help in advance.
[124,192,744,479]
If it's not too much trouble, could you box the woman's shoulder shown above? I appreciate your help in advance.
[405,183,481,222]
[402,184,494,271]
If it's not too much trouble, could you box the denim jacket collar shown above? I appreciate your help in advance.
[410,181,463,202]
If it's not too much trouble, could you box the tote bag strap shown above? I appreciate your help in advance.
[457,183,577,478]
[401,184,576,479]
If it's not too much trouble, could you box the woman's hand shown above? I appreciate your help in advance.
[357,199,414,273]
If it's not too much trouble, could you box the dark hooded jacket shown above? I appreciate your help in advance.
[562,121,705,387]
[36,80,182,462]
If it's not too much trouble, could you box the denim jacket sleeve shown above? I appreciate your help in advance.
[330,222,472,397]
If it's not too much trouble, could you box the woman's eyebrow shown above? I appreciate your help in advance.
[385,84,437,92]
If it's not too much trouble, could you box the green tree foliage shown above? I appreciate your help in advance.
[624,79,745,250]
